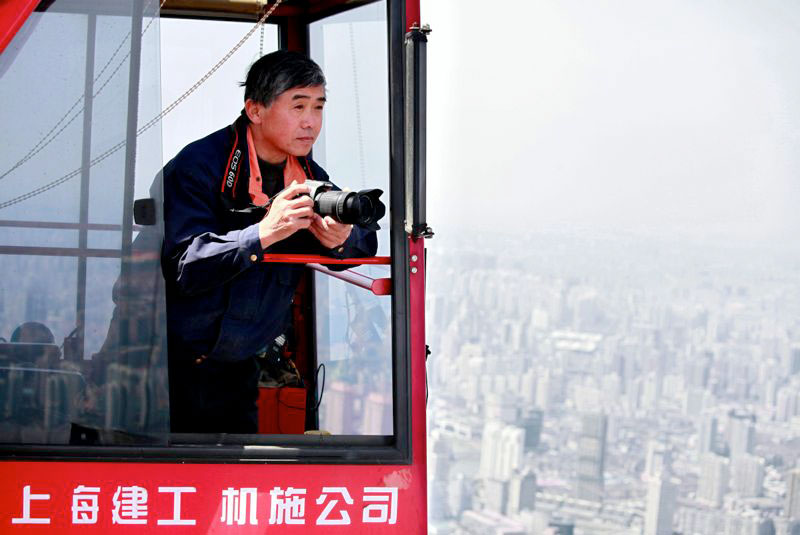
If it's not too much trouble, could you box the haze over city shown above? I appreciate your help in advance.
[422,1,800,533]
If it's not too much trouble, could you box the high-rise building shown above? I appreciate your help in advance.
[547,518,575,535]
[685,387,707,416]
[448,473,472,519]
[361,391,392,435]
[482,478,509,514]
[786,469,800,521]
[697,454,729,508]
[788,344,800,376]
[479,421,504,479]
[460,509,526,535]
[507,469,537,516]
[728,411,755,459]
[577,412,607,502]
[698,414,718,456]
[776,387,799,423]
[686,353,711,388]
[521,408,543,451]
[479,421,524,481]
[645,440,672,479]
[429,431,453,520]
[644,475,677,535]
[536,373,552,410]
[321,381,358,434]
[731,455,765,498]
[484,392,519,424]
[521,369,537,406]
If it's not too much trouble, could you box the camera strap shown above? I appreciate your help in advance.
[221,113,315,209]
[221,113,249,201]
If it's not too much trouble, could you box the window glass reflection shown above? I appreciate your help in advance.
[310,1,393,435]
[0,1,167,444]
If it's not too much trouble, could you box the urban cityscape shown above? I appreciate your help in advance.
[425,227,800,535]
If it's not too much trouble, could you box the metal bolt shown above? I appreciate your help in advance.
[411,267,418,274]
[411,255,418,262]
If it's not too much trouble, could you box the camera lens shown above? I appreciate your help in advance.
[315,190,354,222]
[310,183,385,230]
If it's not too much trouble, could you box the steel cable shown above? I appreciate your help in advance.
[0,0,283,211]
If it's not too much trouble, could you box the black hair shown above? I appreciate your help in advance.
[241,50,326,107]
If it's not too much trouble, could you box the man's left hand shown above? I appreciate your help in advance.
[309,214,353,250]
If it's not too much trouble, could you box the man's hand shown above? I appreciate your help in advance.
[309,213,353,250]
[259,181,314,249]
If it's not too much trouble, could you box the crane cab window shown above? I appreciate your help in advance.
[310,2,392,435]
[0,0,403,459]
[0,0,168,445]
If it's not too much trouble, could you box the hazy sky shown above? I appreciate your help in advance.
[422,0,800,243]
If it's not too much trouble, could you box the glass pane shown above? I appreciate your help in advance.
[159,19,278,166]
[425,1,800,531]
[0,0,167,444]
[310,1,393,435]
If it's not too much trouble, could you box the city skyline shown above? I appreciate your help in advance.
[426,228,800,534]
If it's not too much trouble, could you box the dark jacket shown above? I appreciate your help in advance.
[161,123,377,363]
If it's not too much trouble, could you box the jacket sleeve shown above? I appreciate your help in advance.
[162,159,263,296]
[330,224,378,259]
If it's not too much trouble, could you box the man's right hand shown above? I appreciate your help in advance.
[259,181,314,249]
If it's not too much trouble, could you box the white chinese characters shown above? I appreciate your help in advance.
[220,487,258,526]
[112,486,148,525]
[72,485,100,525]
[315,487,354,525]
[12,486,51,525]
[363,487,398,524]
[268,486,306,525]
[11,484,399,528]
[157,487,197,526]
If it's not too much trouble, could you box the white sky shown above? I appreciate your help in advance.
[422,0,800,243]
[156,2,800,246]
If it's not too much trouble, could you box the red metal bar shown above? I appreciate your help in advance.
[407,235,428,526]
[261,253,391,265]
[307,263,391,296]
[405,0,428,528]
[0,0,38,56]
[406,0,421,31]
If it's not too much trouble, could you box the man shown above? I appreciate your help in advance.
[162,50,377,434]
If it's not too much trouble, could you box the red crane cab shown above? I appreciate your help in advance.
[0,0,431,532]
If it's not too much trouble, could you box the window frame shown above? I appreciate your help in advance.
[0,0,412,464]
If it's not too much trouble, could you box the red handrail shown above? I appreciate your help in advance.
[307,264,391,296]
[261,254,390,265]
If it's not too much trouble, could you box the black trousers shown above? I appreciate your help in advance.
[168,354,260,434]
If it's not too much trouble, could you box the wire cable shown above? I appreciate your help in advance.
[0,0,284,211]
[0,0,167,183]
[347,22,367,189]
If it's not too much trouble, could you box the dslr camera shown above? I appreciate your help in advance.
[304,179,385,231]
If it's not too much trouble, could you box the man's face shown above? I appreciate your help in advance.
[248,85,326,163]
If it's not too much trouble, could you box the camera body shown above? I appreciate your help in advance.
[304,179,385,231]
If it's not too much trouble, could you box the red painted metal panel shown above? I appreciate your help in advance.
[0,238,429,533]
[0,461,424,533]
[407,236,428,527]
[0,0,39,56]
[262,254,391,265]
